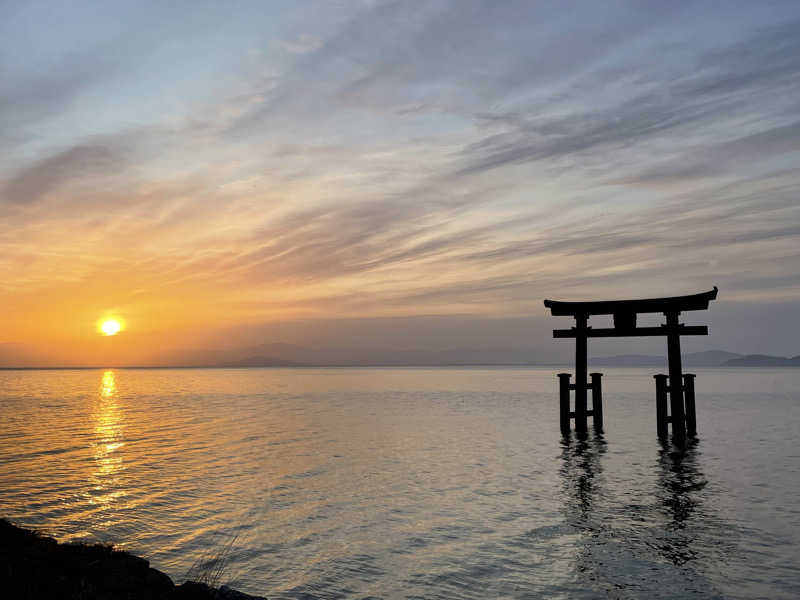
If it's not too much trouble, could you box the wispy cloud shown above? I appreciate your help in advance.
[2,143,125,205]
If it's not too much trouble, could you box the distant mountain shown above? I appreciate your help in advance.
[589,350,742,367]
[162,344,794,368]
[722,354,800,367]
[2,341,797,368]
[684,350,745,366]
[251,343,545,366]
[217,355,302,367]
[151,343,309,367]
[0,343,65,368]
[5,337,797,368]
[154,342,542,367]
[589,354,665,367]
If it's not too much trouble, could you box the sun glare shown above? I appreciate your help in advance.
[99,319,122,336]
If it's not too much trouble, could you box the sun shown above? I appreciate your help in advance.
[99,319,122,336]
[96,314,126,337]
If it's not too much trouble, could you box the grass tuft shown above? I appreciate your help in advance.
[184,532,240,588]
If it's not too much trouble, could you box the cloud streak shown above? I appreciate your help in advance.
[2,143,125,205]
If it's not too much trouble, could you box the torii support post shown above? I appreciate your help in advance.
[590,372,603,431]
[558,372,603,434]
[654,374,668,438]
[654,373,697,438]
[683,373,697,436]
[559,373,571,434]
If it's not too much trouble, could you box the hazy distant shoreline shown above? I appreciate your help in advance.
[2,354,799,370]
[5,341,800,370]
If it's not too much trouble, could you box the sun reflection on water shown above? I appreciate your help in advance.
[91,371,126,512]
[101,370,116,399]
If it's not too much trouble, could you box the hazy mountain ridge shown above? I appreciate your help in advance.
[587,351,800,368]
[171,346,792,368]
[722,354,800,367]
[0,343,71,368]
[217,355,302,367]
[3,341,799,368]
[203,343,542,367]
[589,350,743,367]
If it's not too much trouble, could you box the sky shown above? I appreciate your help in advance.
[2,1,800,366]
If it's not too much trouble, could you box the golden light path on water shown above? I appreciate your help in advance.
[90,371,126,521]
[2,368,800,598]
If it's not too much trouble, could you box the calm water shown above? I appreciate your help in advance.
[1,367,799,598]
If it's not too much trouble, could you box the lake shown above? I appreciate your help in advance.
[1,367,799,598]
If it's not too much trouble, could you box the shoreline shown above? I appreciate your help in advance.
[1,519,265,600]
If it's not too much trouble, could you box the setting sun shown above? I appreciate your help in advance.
[99,319,122,336]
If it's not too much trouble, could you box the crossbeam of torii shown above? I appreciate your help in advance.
[544,287,718,440]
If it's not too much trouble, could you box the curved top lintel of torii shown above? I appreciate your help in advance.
[544,287,718,317]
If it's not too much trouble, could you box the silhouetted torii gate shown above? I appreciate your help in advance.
[544,287,718,440]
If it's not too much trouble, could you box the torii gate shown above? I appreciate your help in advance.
[544,287,718,440]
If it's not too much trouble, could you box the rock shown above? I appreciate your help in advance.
[113,549,151,573]
[147,567,175,590]
[1,518,268,600]
[218,584,268,599]
[175,580,217,598]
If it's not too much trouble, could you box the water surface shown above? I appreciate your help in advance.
[1,367,799,598]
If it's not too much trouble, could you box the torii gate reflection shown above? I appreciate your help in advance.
[544,287,718,441]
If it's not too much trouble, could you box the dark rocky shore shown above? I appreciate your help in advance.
[1,519,266,600]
